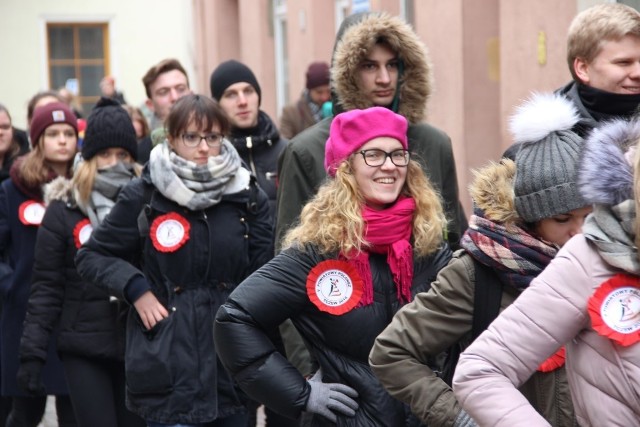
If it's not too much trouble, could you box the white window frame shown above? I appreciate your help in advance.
[273,0,288,115]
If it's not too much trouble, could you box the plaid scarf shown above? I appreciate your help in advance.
[460,213,557,291]
[149,140,250,210]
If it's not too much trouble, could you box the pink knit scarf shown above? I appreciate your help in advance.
[347,196,416,306]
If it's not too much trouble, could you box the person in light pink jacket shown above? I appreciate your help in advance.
[453,116,640,426]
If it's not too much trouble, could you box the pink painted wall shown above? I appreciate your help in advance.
[192,0,590,217]
[283,0,335,116]
[499,0,577,150]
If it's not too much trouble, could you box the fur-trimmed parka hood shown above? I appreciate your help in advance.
[469,159,520,226]
[43,176,75,207]
[579,118,640,205]
[331,12,432,124]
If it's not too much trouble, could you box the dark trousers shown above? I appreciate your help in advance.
[247,400,299,427]
[0,397,10,427]
[62,354,145,427]
[146,412,249,427]
[6,395,75,427]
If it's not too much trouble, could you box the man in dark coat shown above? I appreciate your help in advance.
[210,60,288,222]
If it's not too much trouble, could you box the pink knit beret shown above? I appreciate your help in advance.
[324,107,408,177]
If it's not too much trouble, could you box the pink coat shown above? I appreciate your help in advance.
[453,235,640,426]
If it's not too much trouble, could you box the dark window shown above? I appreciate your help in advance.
[47,23,109,113]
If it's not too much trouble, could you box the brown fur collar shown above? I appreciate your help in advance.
[43,176,74,207]
[468,159,520,225]
[331,13,432,124]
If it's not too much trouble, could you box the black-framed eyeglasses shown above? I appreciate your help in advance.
[358,149,410,167]
[181,132,223,148]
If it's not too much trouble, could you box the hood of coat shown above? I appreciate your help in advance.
[469,159,520,226]
[578,118,640,206]
[331,12,432,124]
[43,175,74,206]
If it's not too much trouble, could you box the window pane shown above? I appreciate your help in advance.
[79,27,104,59]
[80,65,104,97]
[50,66,76,90]
[48,27,74,59]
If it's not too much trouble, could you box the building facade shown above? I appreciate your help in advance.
[0,0,634,211]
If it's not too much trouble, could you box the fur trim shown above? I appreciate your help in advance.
[509,92,580,144]
[43,176,73,206]
[578,119,640,205]
[331,13,432,124]
[469,159,520,225]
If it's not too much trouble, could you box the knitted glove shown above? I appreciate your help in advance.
[454,409,479,427]
[305,368,359,422]
[16,360,45,395]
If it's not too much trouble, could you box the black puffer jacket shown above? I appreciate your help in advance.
[228,111,288,220]
[76,168,274,424]
[20,177,126,363]
[214,244,451,426]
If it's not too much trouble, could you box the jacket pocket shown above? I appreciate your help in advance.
[125,312,175,395]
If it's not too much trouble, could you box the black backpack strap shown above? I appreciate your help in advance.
[471,260,503,339]
[246,174,259,218]
[438,258,504,386]
[136,183,155,238]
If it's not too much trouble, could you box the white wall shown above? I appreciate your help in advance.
[0,0,195,129]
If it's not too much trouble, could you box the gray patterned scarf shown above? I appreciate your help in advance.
[149,139,250,210]
[76,161,136,227]
[583,199,640,275]
[305,90,323,122]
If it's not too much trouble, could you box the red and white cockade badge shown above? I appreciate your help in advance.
[18,200,46,226]
[306,260,363,315]
[588,273,640,347]
[150,212,190,253]
[538,347,566,372]
[73,218,93,249]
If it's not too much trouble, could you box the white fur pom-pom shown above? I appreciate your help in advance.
[508,92,580,144]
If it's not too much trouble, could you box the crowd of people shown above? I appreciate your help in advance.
[0,3,639,427]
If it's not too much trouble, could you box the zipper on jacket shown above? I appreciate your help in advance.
[202,210,211,278]
[246,137,258,177]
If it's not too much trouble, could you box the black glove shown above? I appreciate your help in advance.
[16,359,45,395]
[305,368,359,422]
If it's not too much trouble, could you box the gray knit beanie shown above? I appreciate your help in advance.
[510,92,586,223]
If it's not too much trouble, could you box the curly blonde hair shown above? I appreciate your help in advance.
[283,158,446,257]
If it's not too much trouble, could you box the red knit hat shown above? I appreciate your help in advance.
[29,102,78,146]
[324,107,408,177]
[306,61,330,89]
